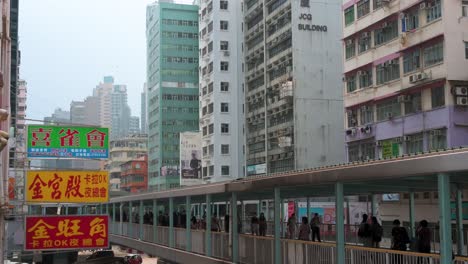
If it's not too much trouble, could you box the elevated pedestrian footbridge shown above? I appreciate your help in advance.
[98,148,468,264]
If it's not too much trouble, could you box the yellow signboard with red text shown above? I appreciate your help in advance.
[26,170,108,203]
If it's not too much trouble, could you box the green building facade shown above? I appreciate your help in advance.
[146,2,199,190]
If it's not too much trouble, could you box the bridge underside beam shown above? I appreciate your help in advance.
[109,234,230,264]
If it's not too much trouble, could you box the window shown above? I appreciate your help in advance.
[360,105,374,125]
[209,124,214,134]
[377,98,401,121]
[348,144,359,162]
[374,20,398,46]
[209,165,214,176]
[358,69,373,88]
[431,86,445,108]
[220,20,229,30]
[221,61,229,71]
[423,42,443,67]
[221,144,230,154]
[404,92,421,114]
[406,133,423,154]
[466,42,468,59]
[463,1,468,16]
[221,102,229,112]
[376,59,400,85]
[346,75,357,93]
[221,166,230,176]
[345,39,356,59]
[429,129,446,150]
[202,126,208,136]
[373,0,383,10]
[403,49,420,73]
[358,32,371,53]
[347,109,358,128]
[362,142,375,160]
[220,82,229,92]
[344,6,355,26]
[203,167,208,177]
[220,0,228,10]
[426,0,442,23]
[220,41,229,51]
[357,0,370,18]
[221,123,229,133]
[402,10,419,31]
[208,103,214,113]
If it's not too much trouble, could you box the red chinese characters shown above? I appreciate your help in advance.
[86,130,106,147]
[31,128,52,147]
[59,128,80,147]
[25,216,109,250]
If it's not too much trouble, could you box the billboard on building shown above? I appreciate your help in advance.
[27,125,109,159]
[247,163,266,176]
[25,215,109,251]
[26,170,109,203]
[179,132,202,186]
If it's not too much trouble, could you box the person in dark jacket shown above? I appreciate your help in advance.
[416,220,431,253]
[259,213,267,236]
[370,216,383,248]
[391,219,409,251]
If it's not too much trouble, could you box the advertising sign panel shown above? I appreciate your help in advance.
[26,170,109,203]
[247,163,266,176]
[179,132,203,186]
[27,125,109,158]
[25,215,109,251]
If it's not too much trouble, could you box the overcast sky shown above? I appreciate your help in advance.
[20,0,192,121]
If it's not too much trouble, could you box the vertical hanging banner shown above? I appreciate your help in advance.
[26,125,109,158]
[25,215,109,251]
[26,170,109,203]
[179,132,202,186]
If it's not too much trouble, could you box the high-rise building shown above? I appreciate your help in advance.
[93,76,132,139]
[111,85,131,139]
[198,0,245,182]
[146,1,199,190]
[243,0,345,175]
[9,0,19,172]
[9,80,26,208]
[342,0,468,161]
[44,108,70,124]
[141,83,148,134]
[129,116,140,135]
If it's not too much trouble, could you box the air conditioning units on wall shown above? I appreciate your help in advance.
[409,72,429,83]
[456,97,468,106]
[454,86,468,96]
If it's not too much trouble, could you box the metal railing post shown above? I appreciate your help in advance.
[456,184,465,255]
[206,194,212,257]
[153,199,157,243]
[274,187,281,264]
[169,197,174,247]
[438,173,453,264]
[129,201,133,237]
[335,182,345,264]
[139,200,144,239]
[232,193,239,263]
[186,196,192,251]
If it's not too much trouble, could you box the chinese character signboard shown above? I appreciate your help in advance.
[179,132,203,186]
[25,215,109,251]
[26,171,109,203]
[27,125,109,158]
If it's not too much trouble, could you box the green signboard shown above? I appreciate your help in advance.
[27,125,109,158]
[382,140,399,159]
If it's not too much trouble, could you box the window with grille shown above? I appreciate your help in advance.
[221,166,230,176]
[220,20,229,30]
[426,0,442,22]
[431,86,445,108]
[344,6,355,26]
[221,144,230,154]
[221,123,229,133]
[220,0,228,10]
[406,133,423,154]
[403,49,420,73]
[221,102,229,112]
[423,42,443,67]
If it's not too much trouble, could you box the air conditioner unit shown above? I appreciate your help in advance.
[419,2,427,9]
[223,51,230,56]
[456,96,468,106]
[454,86,468,96]
[409,74,417,83]
[416,72,428,81]
[346,128,357,136]
[397,95,412,103]
[386,112,394,119]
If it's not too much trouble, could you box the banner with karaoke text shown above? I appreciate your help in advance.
[26,170,109,203]
[25,215,108,251]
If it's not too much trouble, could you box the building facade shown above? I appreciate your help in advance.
[141,83,148,134]
[342,0,468,161]
[44,108,70,124]
[146,1,199,190]
[121,155,148,193]
[244,0,345,175]
[107,135,148,191]
[198,0,245,182]
[129,116,140,135]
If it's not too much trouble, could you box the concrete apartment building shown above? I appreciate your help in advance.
[244,0,345,175]
[107,135,148,191]
[199,0,245,182]
[146,1,199,190]
[70,96,99,126]
[141,83,148,134]
[120,155,148,193]
[342,0,468,161]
